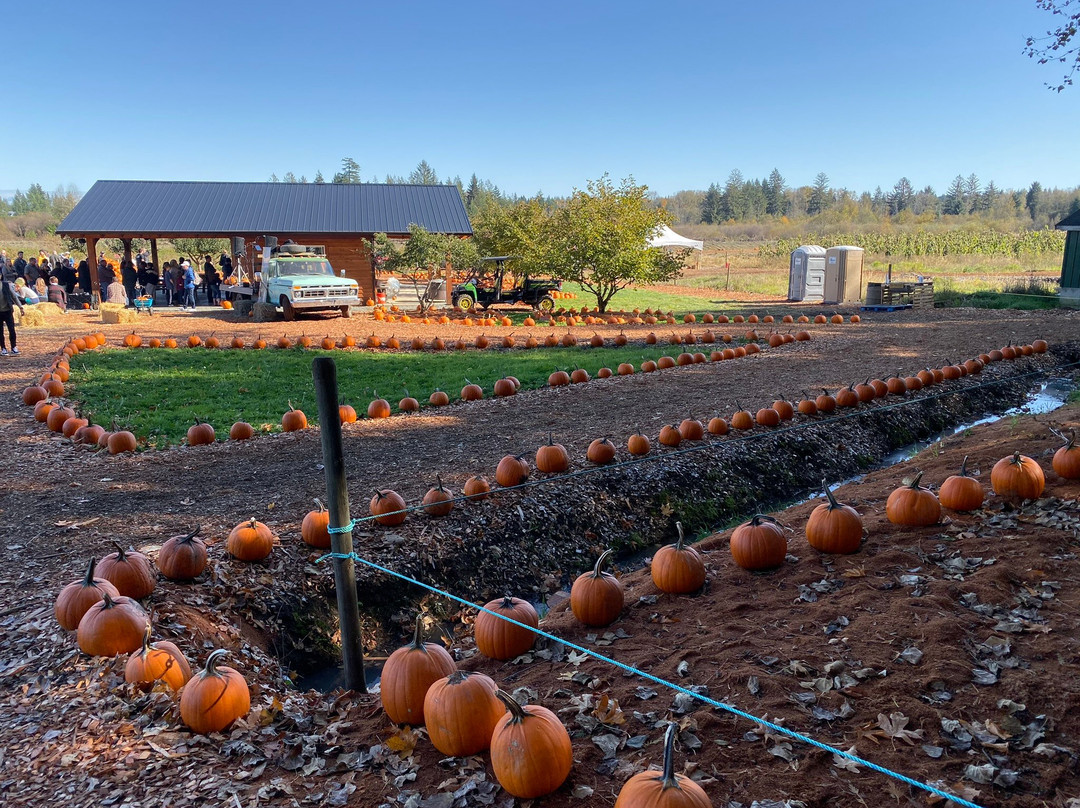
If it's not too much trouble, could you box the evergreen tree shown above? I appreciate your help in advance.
[979,180,998,212]
[806,172,830,215]
[299,175,308,183]
[314,170,325,183]
[268,173,279,183]
[332,157,362,183]
[764,168,787,216]
[719,169,745,221]
[1026,181,1043,221]
[942,175,966,215]
[283,171,297,183]
[700,183,721,223]
[465,174,481,209]
[964,174,981,213]
[887,177,914,215]
[408,160,439,185]
[871,186,886,215]
[1070,196,1080,215]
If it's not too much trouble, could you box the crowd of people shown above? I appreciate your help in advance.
[0,247,243,313]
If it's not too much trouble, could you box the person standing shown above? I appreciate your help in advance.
[142,262,159,301]
[182,261,197,310]
[77,259,91,294]
[25,258,40,287]
[98,256,114,288]
[162,262,174,306]
[13,251,27,279]
[0,278,26,355]
[120,256,137,307]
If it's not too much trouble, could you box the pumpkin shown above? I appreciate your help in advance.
[651,522,706,593]
[424,670,504,756]
[180,649,251,734]
[886,471,941,526]
[730,405,754,430]
[797,393,818,415]
[229,421,254,440]
[772,399,795,421]
[47,405,75,432]
[76,590,147,656]
[55,557,121,630]
[44,379,66,398]
[281,403,308,431]
[423,476,454,516]
[548,369,570,387]
[301,499,332,548]
[707,416,729,435]
[158,527,208,580]
[205,333,220,349]
[463,475,491,501]
[854,379,876,402]
[476,596,538,659]
[815,390,836,413]
[62,416,88,438]
[125,623,192,692]
[939,456,985,512]
[475,333,490,349]
[814,314,827,324]
[991,451,1045,500]
[587,437,617,464]
[367,396,391,419]
[187,334,202,348]
[1032,339,1048,353]
[221,300,233,310]
[570,549,623,626]
[399,391,420,412]
[339,333,356,349]
[836,384,859,408]
[597,366,613,378]
[494,378,517,397]
[461,382,483,401]
[34,400,55,422]
[614,722,712,808]
[806,483,863,553]
[98,543,156,599]
[429,389,450,406]
[496,454,530,486]
[22,385,48,406]
[187,419,215,446]
[570,368,590,383]
[277,335,292,349]
[226,518,274,561]
[658,425,682,447]
[755,407,780,427]
[381,614,457,725]
[628,432,651,455]
[74,423,106,446]
[1052,429,1080,479]
[886,375,908,395]
[163,338,178,349]
[730,514,787,570]
[371,489,408,525]
[618,362,635,375]
[657,355,676,369]
[490,690,573,799]
[123,331,143,348]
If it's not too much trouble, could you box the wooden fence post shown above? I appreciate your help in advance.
[311,356,366,692]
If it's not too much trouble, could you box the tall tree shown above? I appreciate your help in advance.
[887,177,914,215]
[964,174,981,213]
[268,173,279,183]
[700,183,722,224]
[332,158,362,183]
[283,171,297,183]
[942,175,966,215]
[1026,181,1044,221]
[806,172,830,215]
[764,168,787,216]
[314,170,325,183]
[540,176,684,312]
[979,180,999,212]
[408,160,439,185]
[1025,0,1080,91]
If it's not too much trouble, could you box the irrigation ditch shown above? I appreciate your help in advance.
[282,343,1080,688]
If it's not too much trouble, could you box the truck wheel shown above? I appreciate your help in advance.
[538,296,555,312]
[281,296,296,321]
[455,295,473,311]
[340,306,352,319]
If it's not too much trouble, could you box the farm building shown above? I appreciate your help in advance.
[56,180,473,301]
[1057,209,1080,306]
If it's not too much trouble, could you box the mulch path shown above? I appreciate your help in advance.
[1,303,1079,806]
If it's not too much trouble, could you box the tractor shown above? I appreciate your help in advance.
[451,256,561,312]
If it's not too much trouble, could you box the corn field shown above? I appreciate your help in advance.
[758,229,1065,259]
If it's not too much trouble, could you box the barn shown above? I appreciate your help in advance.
[1058,209,1080,306]
[55,180,474,301]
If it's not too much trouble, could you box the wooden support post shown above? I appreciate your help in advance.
[86,236,100,304]
[311,356,367,692]
[150,238,159,274]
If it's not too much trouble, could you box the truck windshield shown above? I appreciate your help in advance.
[280,260,334,277]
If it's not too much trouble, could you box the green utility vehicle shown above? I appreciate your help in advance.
[451,256,560,312]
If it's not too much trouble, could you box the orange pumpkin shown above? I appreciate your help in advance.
[991,451,1045,500]
[614,722,712,808]
[381,614,457,725]
[939,456,985,512]
[627,432,651,455]
[186,419,215,446]
[76,591,147,656]
[424,670,504,756]
[496,455,530,487]
[229,421,254,440]
[587,437,617,465]
[370,489,407,525]
[730,514,787,570]
[281,403,308,431]
[226,518,274,561]
[463,475,491,501]
[55,557,121,630]
[422,476,454,516]
[301,499,332,548]
[570,549,624,626]
[805,484,863,554]
[475,596,538,660]
[158,527,208,580]
[367,396,391,419]
[97,543,156,599]
[886,471,941,526]
[125,624,192,692]
[651,522,706,593]
[179,649,251,734]
[490,691,573,799]
[1053,430,1080,479]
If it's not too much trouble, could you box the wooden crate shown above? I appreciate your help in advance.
[865,282,934,308]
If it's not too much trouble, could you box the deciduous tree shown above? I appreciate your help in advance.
[1025,0,1080,91]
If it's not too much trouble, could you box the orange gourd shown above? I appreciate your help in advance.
[76,591,147,656]
[570,549,624,626]
[651,523,706,593]
[490,691,573,799]
[180,649,251,734]
[97,543,156,599]
[730,514,787,570]
[381,614,457,725]
[370,489,407,525]
[226,518,274,561]
[496,454,530,487]
[475,596,538,659]
[424,671,504,756]
[55,557,121,631]
[886,472,941,526]
[614,722,712,808]
[991,451,1045,500]
[301,499,332,548]
[125,623,192,692]
[939,456,985,512]
[422,476,454,516]
[805,483,863,554]
[158,527,208,580]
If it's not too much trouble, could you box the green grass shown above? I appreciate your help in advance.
[555,282,721,314]
[934,277,1060,310]
[69,344,733,447]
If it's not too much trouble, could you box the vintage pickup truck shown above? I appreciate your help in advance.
[262,245,359,320]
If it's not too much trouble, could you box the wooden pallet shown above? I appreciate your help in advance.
[860,304,912,312]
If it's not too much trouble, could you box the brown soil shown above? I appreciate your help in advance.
[1,304,1079,807]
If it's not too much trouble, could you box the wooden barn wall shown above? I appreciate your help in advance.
[238,234,376,300]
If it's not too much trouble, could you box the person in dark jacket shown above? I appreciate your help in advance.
[13,252,27,279]
[120,257,137,307]
[98,257,114,288]
[47,276,67,311]
[77,260,91,294]
[25,258,40,286]
[0,279,26,355]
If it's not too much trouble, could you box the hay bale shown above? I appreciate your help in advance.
[233,300,254,317]
[252,302,279,323]
[99,303,140,325]
[15,306,46,327]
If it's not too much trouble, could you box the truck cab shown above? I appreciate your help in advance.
[262,245,359,320]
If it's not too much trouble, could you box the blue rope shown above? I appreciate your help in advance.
[316,550,984,808]
[327,520,357,535]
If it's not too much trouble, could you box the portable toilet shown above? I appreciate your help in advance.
[788,245,826,302]
[823,246,865,304]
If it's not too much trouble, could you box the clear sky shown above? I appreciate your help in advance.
[3,0,1078,198]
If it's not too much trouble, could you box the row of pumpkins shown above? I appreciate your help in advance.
[348,339,1052,530]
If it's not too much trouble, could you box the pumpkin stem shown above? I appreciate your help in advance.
[140,622,153,655]
[958,456,970,477]
[591,549,614,578]
[494,689,529,724]
[660,721,681,790]
[750,514,779,526]
[908,470,926,489]
[500,594,517,609]
[821,480,840,510]
[203,648,228,677]
[1010,451,1024,466]
[112,542,129,561]
[674,521,686,550]
[100,590,117,609]
[249,517,257,530]
[409,613,427,651]
[314,497,325,513]
[436,474,446,492]
[81,556,98,587]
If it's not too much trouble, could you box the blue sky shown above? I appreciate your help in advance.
[3,0,1078,197]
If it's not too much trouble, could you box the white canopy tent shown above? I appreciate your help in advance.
[649,225,704,251]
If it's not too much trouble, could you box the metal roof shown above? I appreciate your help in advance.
[1057,210,1080,231]
[57,180,473,237]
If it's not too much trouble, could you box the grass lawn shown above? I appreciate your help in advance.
[69,344,732,446]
